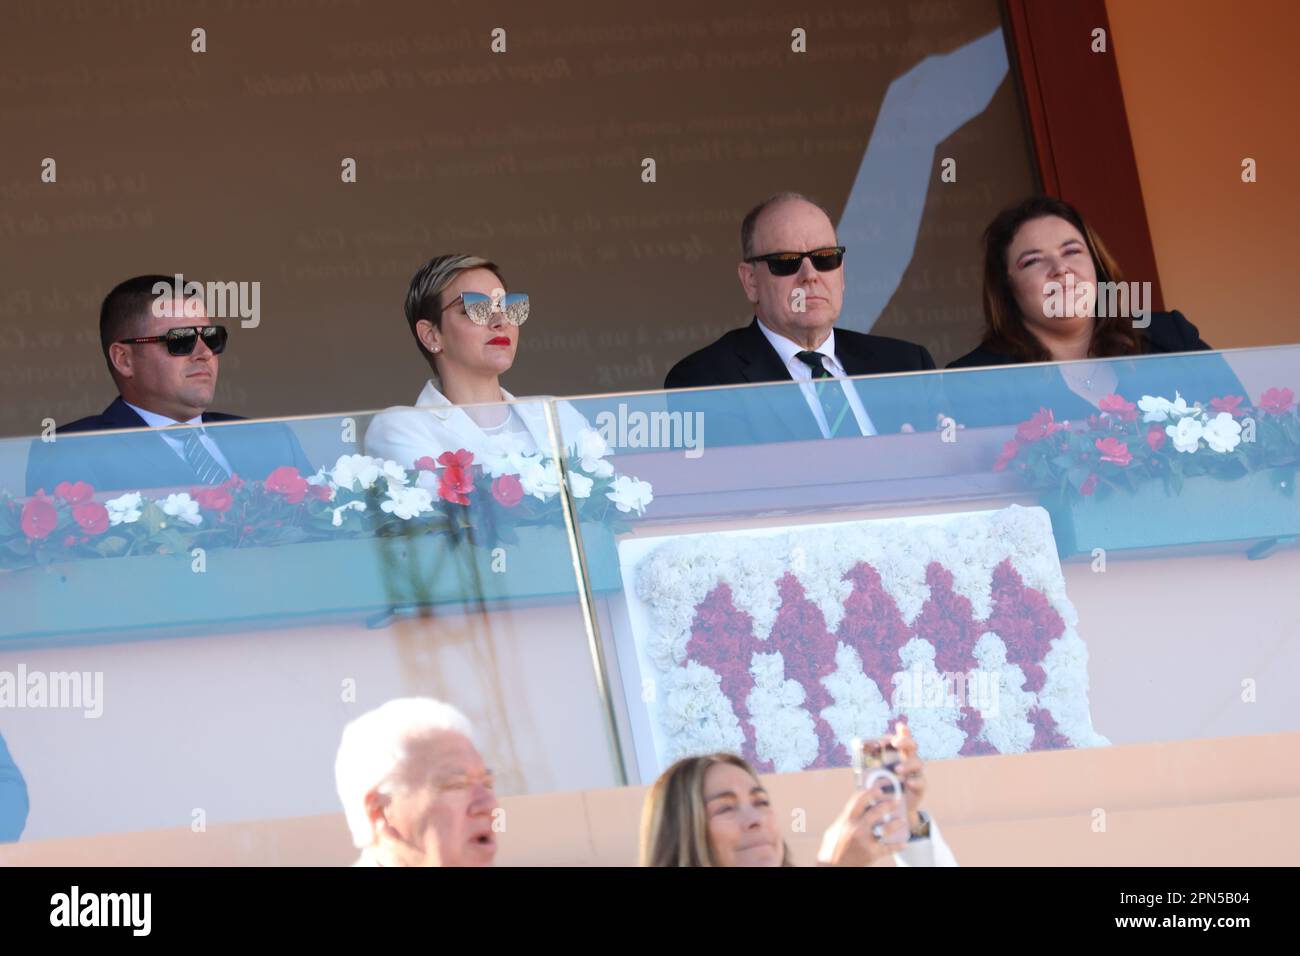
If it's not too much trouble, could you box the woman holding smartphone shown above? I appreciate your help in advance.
[639,724,958,867]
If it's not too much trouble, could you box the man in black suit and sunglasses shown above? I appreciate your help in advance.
[25,274,312,495]
[664,193,941,444]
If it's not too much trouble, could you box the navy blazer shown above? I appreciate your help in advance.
[663,317,941,445]
[24,397,315,495]
[0,731,27,843]
[941,311,1247,428]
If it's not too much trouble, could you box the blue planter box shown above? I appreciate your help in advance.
[0,523,620,649]
[1044,467,1300,558]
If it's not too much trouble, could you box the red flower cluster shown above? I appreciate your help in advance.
[1097,394,1138,423]
[1094,436,1132,466]
[20,485,109,541]
[265,466,309,504]
[685,583,763,768]
[767,573,846,768]
[681,552,1078,765]
[20,495,58,540]
[192,484,234,514]
[1016,408,1060,444]
[1260,387,1296,416]
[1209,394,1246,418]
[985,560,1065,693]
[491,474,524,508]
[437,450,475,506]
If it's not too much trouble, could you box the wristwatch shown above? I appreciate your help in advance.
[909,810,931,841]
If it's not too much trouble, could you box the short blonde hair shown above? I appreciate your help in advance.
[334,697,474,848]
[639,752,793,867]
[403,254,504,371]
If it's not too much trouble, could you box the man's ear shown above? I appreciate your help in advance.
[737,262,760,305]
[365,788,397,842]
[107,343,134,380]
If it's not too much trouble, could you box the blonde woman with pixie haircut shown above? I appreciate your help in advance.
[364,253,591,468]
[640,730,957,867]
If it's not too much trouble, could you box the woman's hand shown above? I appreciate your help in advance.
[816,781,908,867]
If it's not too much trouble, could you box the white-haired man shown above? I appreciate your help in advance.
[334,697,499,867]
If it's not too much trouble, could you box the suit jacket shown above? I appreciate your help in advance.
[663,318,940,445]
[24,396,315,495]
[363,381,594,469]
[0,731,28,843]
[942,311,1248,428]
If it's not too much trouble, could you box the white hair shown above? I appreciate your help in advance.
[334,697,474,848]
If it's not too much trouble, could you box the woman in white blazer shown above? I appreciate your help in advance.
[364,254,591,467]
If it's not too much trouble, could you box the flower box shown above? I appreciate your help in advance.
[1043,466,1299,559]
[1,523,620,648]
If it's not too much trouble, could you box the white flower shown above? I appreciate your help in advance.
[105,492,143,526]
[1137,394,1172,422]
[566,471,593,499]
[160,492,202,526]
[516,456,562,500]
[329,454,382,490]
[1166,416,1204,453]
[1201,412,1242,454]
[607,475,654,515]
[379,485,433,520]
[331,500,367,527]
[479,433,533,479]
[1140,391,1196,423]
[571,427,615,478]
[329,454,408,491]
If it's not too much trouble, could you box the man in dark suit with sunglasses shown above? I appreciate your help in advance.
[664,193,941,444]
[25,275,312,495]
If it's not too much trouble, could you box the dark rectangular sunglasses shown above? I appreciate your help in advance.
[118,325,229,356]
[746,246,846,277]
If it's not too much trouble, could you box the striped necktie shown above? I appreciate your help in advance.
[181,427,229,484]
[794,350,856,438]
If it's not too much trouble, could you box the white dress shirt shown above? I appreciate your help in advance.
[755,320,877,438]
[124,401,235,477]
[363,380,593,469]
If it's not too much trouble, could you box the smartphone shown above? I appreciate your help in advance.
[850,737,909,846]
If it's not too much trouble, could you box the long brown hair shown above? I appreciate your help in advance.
[980,195,1145,362]
[639,752,794,867]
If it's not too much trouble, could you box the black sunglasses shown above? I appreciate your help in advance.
[745,246,846,277]
[118,325,229,356]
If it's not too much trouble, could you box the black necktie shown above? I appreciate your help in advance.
[181,427,230,484]
[795,350,856,438]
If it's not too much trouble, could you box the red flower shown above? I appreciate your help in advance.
[1260,387,1296,416]
[265,466,309,504]
[63,534,78,548]
[54,480,94,504]
[192,485,234,513]
[1209,394,1246,418]
[72,501,109,535]
[992,438,1021,472]
[1016,408,1059,443]
[491,474,524,507]
[308,483,332,502]
[414,456,439,472]
[20,495,58,540]
[437,449,475,470]
[1097,394,1138,423]
[1094,437,1132,466]
[1079,473,1099,496]
[437,450,475,506]
[1146,425,1166,451]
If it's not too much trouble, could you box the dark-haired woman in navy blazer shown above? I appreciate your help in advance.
[944,196,1244,427]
